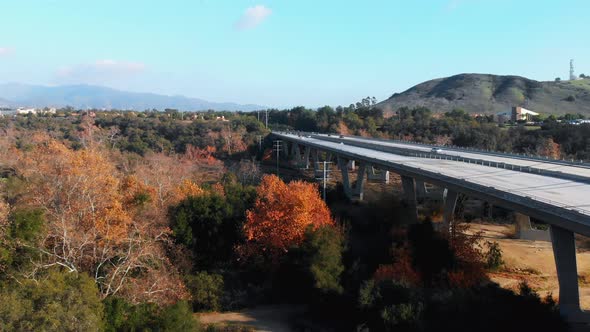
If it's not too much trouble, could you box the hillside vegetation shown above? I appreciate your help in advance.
[377,74,590,115]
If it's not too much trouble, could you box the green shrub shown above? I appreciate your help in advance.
[10,208,44,242]
[301,225,345,294]
[104,297,199,332]
[484,241,503,270]
[170,195,238,270]
[160,301,200,332]
[0,270,104,332]
[185,272,224,311]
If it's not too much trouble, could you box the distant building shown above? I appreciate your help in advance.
[16,107,37,115]
[0,107,16,116]
[512,106,539,122]
[497,106,539,123]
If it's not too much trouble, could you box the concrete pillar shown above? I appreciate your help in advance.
[348,160,356,170]
[514,212,551,242]
[401,176,418,223]
[366,166,390,184]
[550,225,586,322]
[443,189,458,232]
[303,146,311,169]
[337,156,352,198]
[293,143,301,162]
[281,141,290,158]
[312,149,320,173]
[516,212,532,236]
[354,163,367,200]
[415,180,427,199]
[483,201,493,219]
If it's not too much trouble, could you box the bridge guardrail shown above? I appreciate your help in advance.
[278,131,590,185]
[340,132,589,168]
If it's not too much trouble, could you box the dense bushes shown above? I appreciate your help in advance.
[103,297,199,332]
[185,272,225,312]
[0,270,104,332]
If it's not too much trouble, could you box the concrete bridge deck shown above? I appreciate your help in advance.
[310,133,590,183]
[272,131,590,324]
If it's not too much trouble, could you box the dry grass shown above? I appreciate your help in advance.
[467,223,590,309]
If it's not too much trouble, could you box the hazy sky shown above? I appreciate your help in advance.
[0,0,588,108]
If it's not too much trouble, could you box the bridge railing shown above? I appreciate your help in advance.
[276,131,590,184]
[408,150,590,184]
[288,130,589,168]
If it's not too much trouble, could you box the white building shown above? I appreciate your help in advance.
[497,106,539,122]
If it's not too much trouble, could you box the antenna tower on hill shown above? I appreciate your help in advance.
[570,59,576,81]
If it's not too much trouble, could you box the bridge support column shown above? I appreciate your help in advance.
[337,156,352,198]
[550,225,589,323]
[353,163,367,200]
[415,180,427,200]
[291,143,303,164]
[348,160,356,170]
[303,146,311,169]
[366,166,390,184]
[312,149,320,172]
[281,141,289,158]
[514,212,551,241]
[443,189,458,233]
[401,176,418,224]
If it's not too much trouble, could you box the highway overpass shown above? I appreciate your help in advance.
[271,131,590,323]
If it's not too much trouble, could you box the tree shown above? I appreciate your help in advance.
[17,140,186,304]
[0,270,104,332]
[169,193,237,269]
[239,175,334,263]
[300,225,345,294]
[555,77,561,82]
[536,137,561,159]
[103,297,199,332]
[184,272,224,311]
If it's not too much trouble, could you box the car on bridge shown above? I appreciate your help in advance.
[431,147,443,153]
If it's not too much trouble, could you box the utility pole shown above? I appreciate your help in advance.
[273,140,282,176]
[265,110,269,128]
[257,135,262,150]
[315,161,332,201]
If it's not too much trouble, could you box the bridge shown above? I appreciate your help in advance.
[271,131,590,324]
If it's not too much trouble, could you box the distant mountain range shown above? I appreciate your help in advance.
[377,74,590,115]
[0,83,266,111]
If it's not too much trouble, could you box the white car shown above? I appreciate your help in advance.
[431,147,443,153]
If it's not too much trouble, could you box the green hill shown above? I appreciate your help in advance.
[377,74,590,116]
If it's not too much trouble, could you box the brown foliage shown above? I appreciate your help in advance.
[183,145,219,165]
[536,137,561,159]
[374,246,421,286]
[16,140,187,304]
[239,175,334,263]
[374,223,486,289]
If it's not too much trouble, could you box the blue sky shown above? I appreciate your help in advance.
[0,0,588,108]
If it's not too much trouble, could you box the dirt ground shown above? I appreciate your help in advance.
[197,305,307,331]
[467,222,590,309]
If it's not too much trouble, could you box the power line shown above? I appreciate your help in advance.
[273,140,282,176]
[315,161,332,201]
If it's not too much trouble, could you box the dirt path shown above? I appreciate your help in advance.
[467,223,590,309]
[197,305,306,332]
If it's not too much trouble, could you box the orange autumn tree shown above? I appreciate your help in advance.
[17,140,187,304]
[240,174,334,262]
